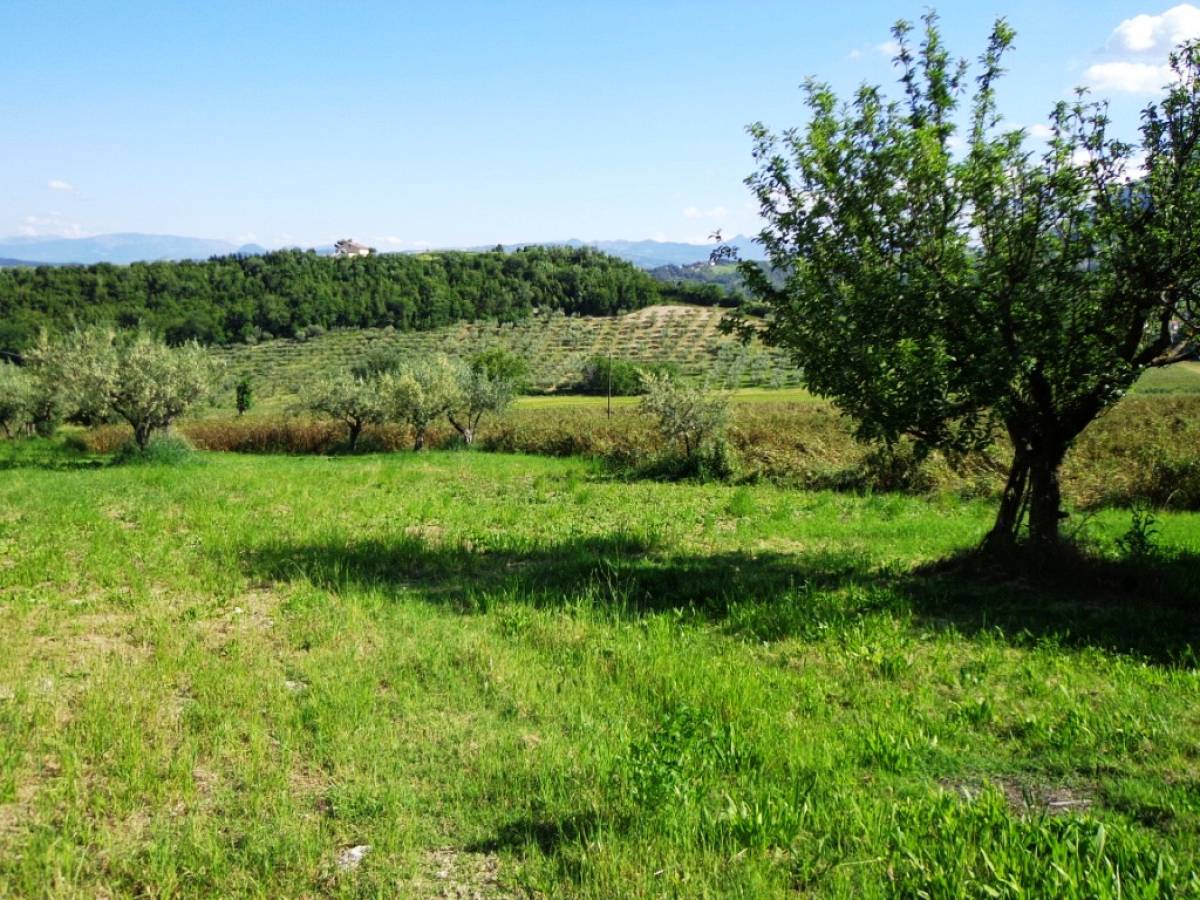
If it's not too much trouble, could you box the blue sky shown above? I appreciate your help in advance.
[3,1,1198,248]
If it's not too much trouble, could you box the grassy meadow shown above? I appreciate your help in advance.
[2,446,1199,896]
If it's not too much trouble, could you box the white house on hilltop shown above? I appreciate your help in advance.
[334,239,371,258]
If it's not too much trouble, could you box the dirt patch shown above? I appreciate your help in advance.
[941,776,1095,816]
[196,589,280,650]
[412,847,511,898]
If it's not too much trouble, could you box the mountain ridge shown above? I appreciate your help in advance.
[0,233,764,269]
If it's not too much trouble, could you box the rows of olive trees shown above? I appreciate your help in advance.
[0,328,219,451]
[299,348,529,451]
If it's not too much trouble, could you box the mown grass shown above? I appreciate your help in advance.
[1,448,1198,896]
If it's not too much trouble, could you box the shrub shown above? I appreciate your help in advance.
[576,357,679,396]
[113,431,197,465]
[638,371,729,459]
[235,375,253,417]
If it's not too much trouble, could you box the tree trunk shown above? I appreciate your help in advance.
[135,423,152,451]
[447,413,473,446]
[413,427,426,451]
[1027,445,1067,548]
[348,421,362,452]
[983,445,1030,552]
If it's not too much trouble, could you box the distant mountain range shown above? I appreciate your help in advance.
[0,233,268,265]
[491,236,766,268]
[0,232,764,269]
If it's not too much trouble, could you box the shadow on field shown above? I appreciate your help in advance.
[241,532,1200,665]
[242,532,871,620]
[900,547,1200,666]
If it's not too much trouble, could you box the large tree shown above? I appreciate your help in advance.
[737,14,1200,549]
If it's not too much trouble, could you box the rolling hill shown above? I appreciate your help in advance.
[215,304,801,406]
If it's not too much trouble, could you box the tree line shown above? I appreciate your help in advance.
[0,245,661,356]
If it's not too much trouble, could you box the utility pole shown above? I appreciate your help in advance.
[606,348,612,419]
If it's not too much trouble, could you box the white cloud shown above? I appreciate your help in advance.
[378,236,432,250]
[876,39,901,57]
[1108,4,1200,54]
[682,205,728,220]
[17,214,88,238]
[47,179,74,192]
[1084,60,1176,93]
[847,48,864,60]
[1027,123,1056,140]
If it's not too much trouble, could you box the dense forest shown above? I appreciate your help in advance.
[0,246,662,356]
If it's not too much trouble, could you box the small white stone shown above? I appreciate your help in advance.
[336,844,370,870]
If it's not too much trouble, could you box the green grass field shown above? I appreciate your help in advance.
[2,449,1198,896]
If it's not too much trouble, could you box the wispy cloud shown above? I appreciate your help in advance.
[379,236,433,250]
[1084,60,1176,93]
[18,214,89,238]
[47,179,74,192]
[682,205,728,221]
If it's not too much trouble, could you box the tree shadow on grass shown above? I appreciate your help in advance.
[898,545,1200,666]
[240,531,1200,665]
[242,531,872,620]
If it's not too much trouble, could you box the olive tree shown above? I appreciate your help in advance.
[446,348,527,445]
[0,361,34,437]
[736,15,1200,549]
[30,329,218,450]
[299,372,385,451]
[383,354,464,450]
[638,370,729,459]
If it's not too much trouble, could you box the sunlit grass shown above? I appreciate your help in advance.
[1,448,1198,895]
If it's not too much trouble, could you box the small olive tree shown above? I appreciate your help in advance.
[30,329,218,450]
[0,361,34,437]
[446,349,527,445]
[638,370,729,459]
[383,355,464,450]
[299,372,385,451]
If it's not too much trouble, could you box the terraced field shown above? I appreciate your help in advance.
[213,305,801,406]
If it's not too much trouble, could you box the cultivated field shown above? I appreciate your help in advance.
[212,306,802,407]
[1,449,1198,896]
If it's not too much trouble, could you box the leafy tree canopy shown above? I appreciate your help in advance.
[736,13,1200,548]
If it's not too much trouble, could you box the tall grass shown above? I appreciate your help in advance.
[77,394,1200,509]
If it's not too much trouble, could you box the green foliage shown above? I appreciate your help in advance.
[112,431,197,466]
[577,356,680,396]
[28,328,218,449]
[1115,504,1160,562]
[638,371,729,459]
[382,355,465,450]
[0,361,34,437]
[469,346,529,388]
[0,246,661,354]
[349,347,406,380]
[234,375,253,416]
[447,349,526,444]
[297,371,385,451]
[740,15,1200,547]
